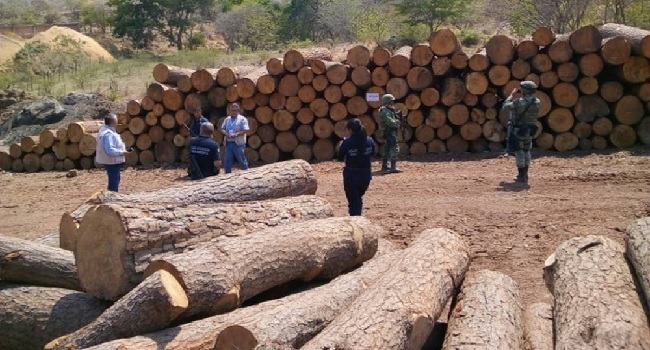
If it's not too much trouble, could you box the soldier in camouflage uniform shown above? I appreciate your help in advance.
[378,94,402,173]
[502,81,540,184]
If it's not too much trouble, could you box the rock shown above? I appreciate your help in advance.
[12,98,67,127]
[66,170,78,178]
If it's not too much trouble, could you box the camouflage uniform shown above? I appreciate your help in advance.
[378,94,401,172]
[502,81,540,183]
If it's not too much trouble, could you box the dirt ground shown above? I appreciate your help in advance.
[1,148,649,306]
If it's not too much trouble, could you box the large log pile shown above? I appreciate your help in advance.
[2,23,649,173]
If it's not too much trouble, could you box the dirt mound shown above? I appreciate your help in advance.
[28,26,114,62]
[0,34,24,66]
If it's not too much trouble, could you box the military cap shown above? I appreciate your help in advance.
[381,94,395,105]
[520,81,537,90]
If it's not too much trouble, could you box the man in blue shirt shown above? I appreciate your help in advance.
[220,103,250,174]
[95,113,132,191]
[188,122,221,179]
[187,107,209,137]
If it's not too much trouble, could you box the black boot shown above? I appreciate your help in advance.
[515,168,525,182]
[389,160,402,173]
[522,166,529,183]
[381,158,388,172]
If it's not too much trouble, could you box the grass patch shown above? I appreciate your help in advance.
[0,48,277,100]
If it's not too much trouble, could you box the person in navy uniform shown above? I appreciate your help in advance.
[188,122,221,179]
[337,118,376,216]
[187,106,209,137]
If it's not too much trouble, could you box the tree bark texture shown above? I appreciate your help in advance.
[543,235,650,350]
[302,228,470,350]
[75,195,332,300]
[442,270,523,350]
[523,302,553,350]
[45,270,187,350]
[625,217,650,310]
[0,283,107,350]
[144,216,380,319]
[60,159,317,252]
[0,234,81,290]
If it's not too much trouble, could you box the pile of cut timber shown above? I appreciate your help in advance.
[1,23,649,173]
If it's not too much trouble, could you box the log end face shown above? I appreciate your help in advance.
[76,205,130,300]
[215,325,258,350]
[406,313,436,350]
[158,269,189,313]
[59,213,78,251]
[213,286,242,314]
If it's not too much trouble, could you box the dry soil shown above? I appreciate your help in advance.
[1,149,649,306]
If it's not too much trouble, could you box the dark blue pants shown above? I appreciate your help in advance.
[343,168,371,216]
[105,163,122,192]
[224,142,249,174]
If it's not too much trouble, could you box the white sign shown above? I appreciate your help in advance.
[365,93,380,102]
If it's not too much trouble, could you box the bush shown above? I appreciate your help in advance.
[188,33,207,50]
[457,29,482,47]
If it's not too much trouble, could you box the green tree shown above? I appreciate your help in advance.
[107,0,214,50]
[396,0,469,33]
[353,6,393,43]
[217,1,281,50]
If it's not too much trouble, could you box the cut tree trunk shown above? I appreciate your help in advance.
[388,46,412,77]
[599,23,650,58]
[517,40,539,60]
[532,54,553,73]
[411,44,434,66]
[213,245,401,350]
[570,25,603,54]
[625,218,650,310]
[619,56,650,83]
[0,151,12,171]
[386,77,409,100]
[0,234,81,290]
[511,59,531,80]
[533,27,556,46]
[22,153,40,173]
[600,81,624,102]
[147,83,169,102]
[579,53,604,77]
[45,270,187,350]
[346,45,371,67]
[610,124,637,148]
[593,117,614,136]
[638,118,650,145]
[60,159,318,252]
[152,64,193,85]
[451,51,468,69]
[191,68,219,92]
[313,138,335,161]
[615,95,644,125]
[574,95,610,122]
[442,270,523,350]
[283,50,305,72]
[266,58,285,76]
[553,82,579,108]
[549,40,573,63]
[127,100,141,116]
[544,235,650,350]
[76,195,331,300]
[601,36,631,65]
[432,57,452,76]
[0,283,107,350]
[325,62,349,84]
[373,47,392,66]
[162,88,185,111]
[557,62,579,82]
[67,121,103,143]
[302,228,470,350]
[466,72,489,95]
[441,78,466,106]
[524,303,553,350]
[297,67,314,85]
[554,132,579,151]
[488,65,511,86]
[39,129,56,148]
[144,217,379,320]
[429,29,460,56]
[486,35,515,65]
[469,51,489,71]
[578,76,599,95]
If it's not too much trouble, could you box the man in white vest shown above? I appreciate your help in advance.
[220,103,250,174]
[95,113,131,192]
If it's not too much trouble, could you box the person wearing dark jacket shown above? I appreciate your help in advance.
[337,118,376,216]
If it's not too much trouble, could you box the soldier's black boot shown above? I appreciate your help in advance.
[515,168,525,182]
[523,166,529,183]
[381,158,388,172]
[389,160,402,173]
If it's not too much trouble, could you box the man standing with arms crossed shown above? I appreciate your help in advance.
[220,103,250,174]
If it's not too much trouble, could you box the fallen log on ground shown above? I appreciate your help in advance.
[544,235,650,349]
[144,216,379,319]
[442,270,523,349]
[524,302,553,350]
[75,195,332,300]
[214,248,401,349]
[83,237,396,350]
[0,283,107,350]
[60,159,318,251]
[625,217,650,309]
[0,234,81,290]
[301,228,470,350]
[45,270,187,350]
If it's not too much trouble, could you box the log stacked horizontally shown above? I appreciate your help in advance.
[1,23,649,173]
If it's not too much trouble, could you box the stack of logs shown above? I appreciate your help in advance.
[1,23,649,172]
[0,121,106,173]
[2,160,650,349]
